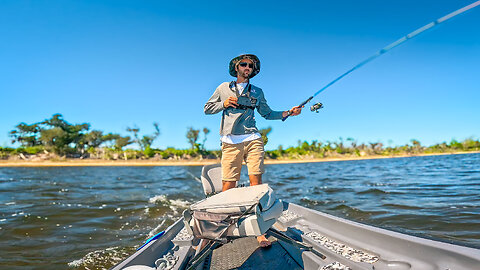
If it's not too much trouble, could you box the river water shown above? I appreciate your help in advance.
[0,153,479,269]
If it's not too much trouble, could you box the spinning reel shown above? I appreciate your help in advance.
[310,102,324,113]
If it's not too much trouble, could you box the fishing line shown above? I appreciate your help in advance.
[283,1,480,121]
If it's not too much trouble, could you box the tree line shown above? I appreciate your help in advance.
[265,137,480,160]
[2,114,219,160]
[1,114,479,160]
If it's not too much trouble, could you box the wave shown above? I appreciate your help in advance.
[148,195,168,204]
[281,175,306,180]
[321,187,350,194]
[328,204,388,220]
[146,219,166,238]
[356,188,390,195]
[381,203,422,210]
[68,246,135,269]
[148,195,190,207]
[147,194,191,216]
[300,197,325,207]
[329,204,360,212]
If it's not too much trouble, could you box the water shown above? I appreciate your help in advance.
[0,153,479,269]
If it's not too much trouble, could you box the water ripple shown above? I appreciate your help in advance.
[0,153,479,269]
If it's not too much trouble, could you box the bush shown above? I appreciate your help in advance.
[11,147,43,155]
[265,151,279,159]
[144,146,155,158]
[449,139,463,150]
[462,138,480,150]
[0,147,15,153]
[25,146,44,154]
[0,147,14,159]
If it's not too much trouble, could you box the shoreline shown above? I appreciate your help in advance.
[0,151,478,167]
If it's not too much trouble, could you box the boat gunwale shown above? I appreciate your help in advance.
[284,202,480,269]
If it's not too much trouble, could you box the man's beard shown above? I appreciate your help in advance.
[241,70,251,79]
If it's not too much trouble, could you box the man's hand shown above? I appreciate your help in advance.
[224,96,238,108]
[282,106,303,117]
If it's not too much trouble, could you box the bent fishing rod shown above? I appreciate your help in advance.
[282,1,480,121]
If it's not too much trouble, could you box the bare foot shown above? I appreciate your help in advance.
[256,234,272,248]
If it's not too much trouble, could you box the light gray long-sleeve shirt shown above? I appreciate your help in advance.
[204,82,284,136]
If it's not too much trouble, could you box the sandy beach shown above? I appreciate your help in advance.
[0,151,477,167]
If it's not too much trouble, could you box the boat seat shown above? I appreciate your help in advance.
[184,184,283,240]
[201,163,237,196]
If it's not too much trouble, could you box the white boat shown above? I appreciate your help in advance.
[112,164,480,270]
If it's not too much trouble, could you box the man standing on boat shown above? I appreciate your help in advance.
[204,54,302,247]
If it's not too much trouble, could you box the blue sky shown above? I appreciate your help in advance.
[1,0,479,150]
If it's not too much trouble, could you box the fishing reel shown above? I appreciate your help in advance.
[310,102,324,113]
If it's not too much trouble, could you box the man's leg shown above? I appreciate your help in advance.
[222,180,237,191]
[221,142,243,191]
[249,173,271,247]
[244,139,265,180]
[249,174,262,186]
[245,138,271,247]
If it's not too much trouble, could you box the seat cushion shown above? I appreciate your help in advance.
[186,184,284,240]
[191,184,276,215]
[188,199,284,237]
[229,199,284,237]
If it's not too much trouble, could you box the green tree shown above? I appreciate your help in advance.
[127,123,160,151]
[346,137,356,148]
[411,139,421,147]
[27,114,90,155]
[335,137,346,154]
[9,122,41,147]
[101,133,133,151]
[201,127,210,150]
[43,115,89,154]
[115,135,133,151]
[39,127,68,154]
[81,130,104,150]
[462,137,480,150]
[140,123,160,150]
[259,127,272,146]
[367,142,383,154]
[102,133,120,148]
[449,139,463,150]
[410,139,422,153]
[126,127,140,147]
[186,127,200,150]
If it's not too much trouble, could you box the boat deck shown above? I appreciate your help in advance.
[207,236,301,270]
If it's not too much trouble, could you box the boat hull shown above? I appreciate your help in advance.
[112,201,480,270]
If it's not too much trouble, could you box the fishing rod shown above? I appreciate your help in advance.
[282,1,480,121]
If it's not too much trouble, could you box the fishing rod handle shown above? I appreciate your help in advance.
[282,96,313,121]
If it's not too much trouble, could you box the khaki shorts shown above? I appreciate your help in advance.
[221,138,265,182]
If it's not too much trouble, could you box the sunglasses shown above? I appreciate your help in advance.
[238,62,254,68]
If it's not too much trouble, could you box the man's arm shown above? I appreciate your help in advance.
[282,106,303,118]
[256,91,303,120]
[256,91,285,120]
[204,87,225,115]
